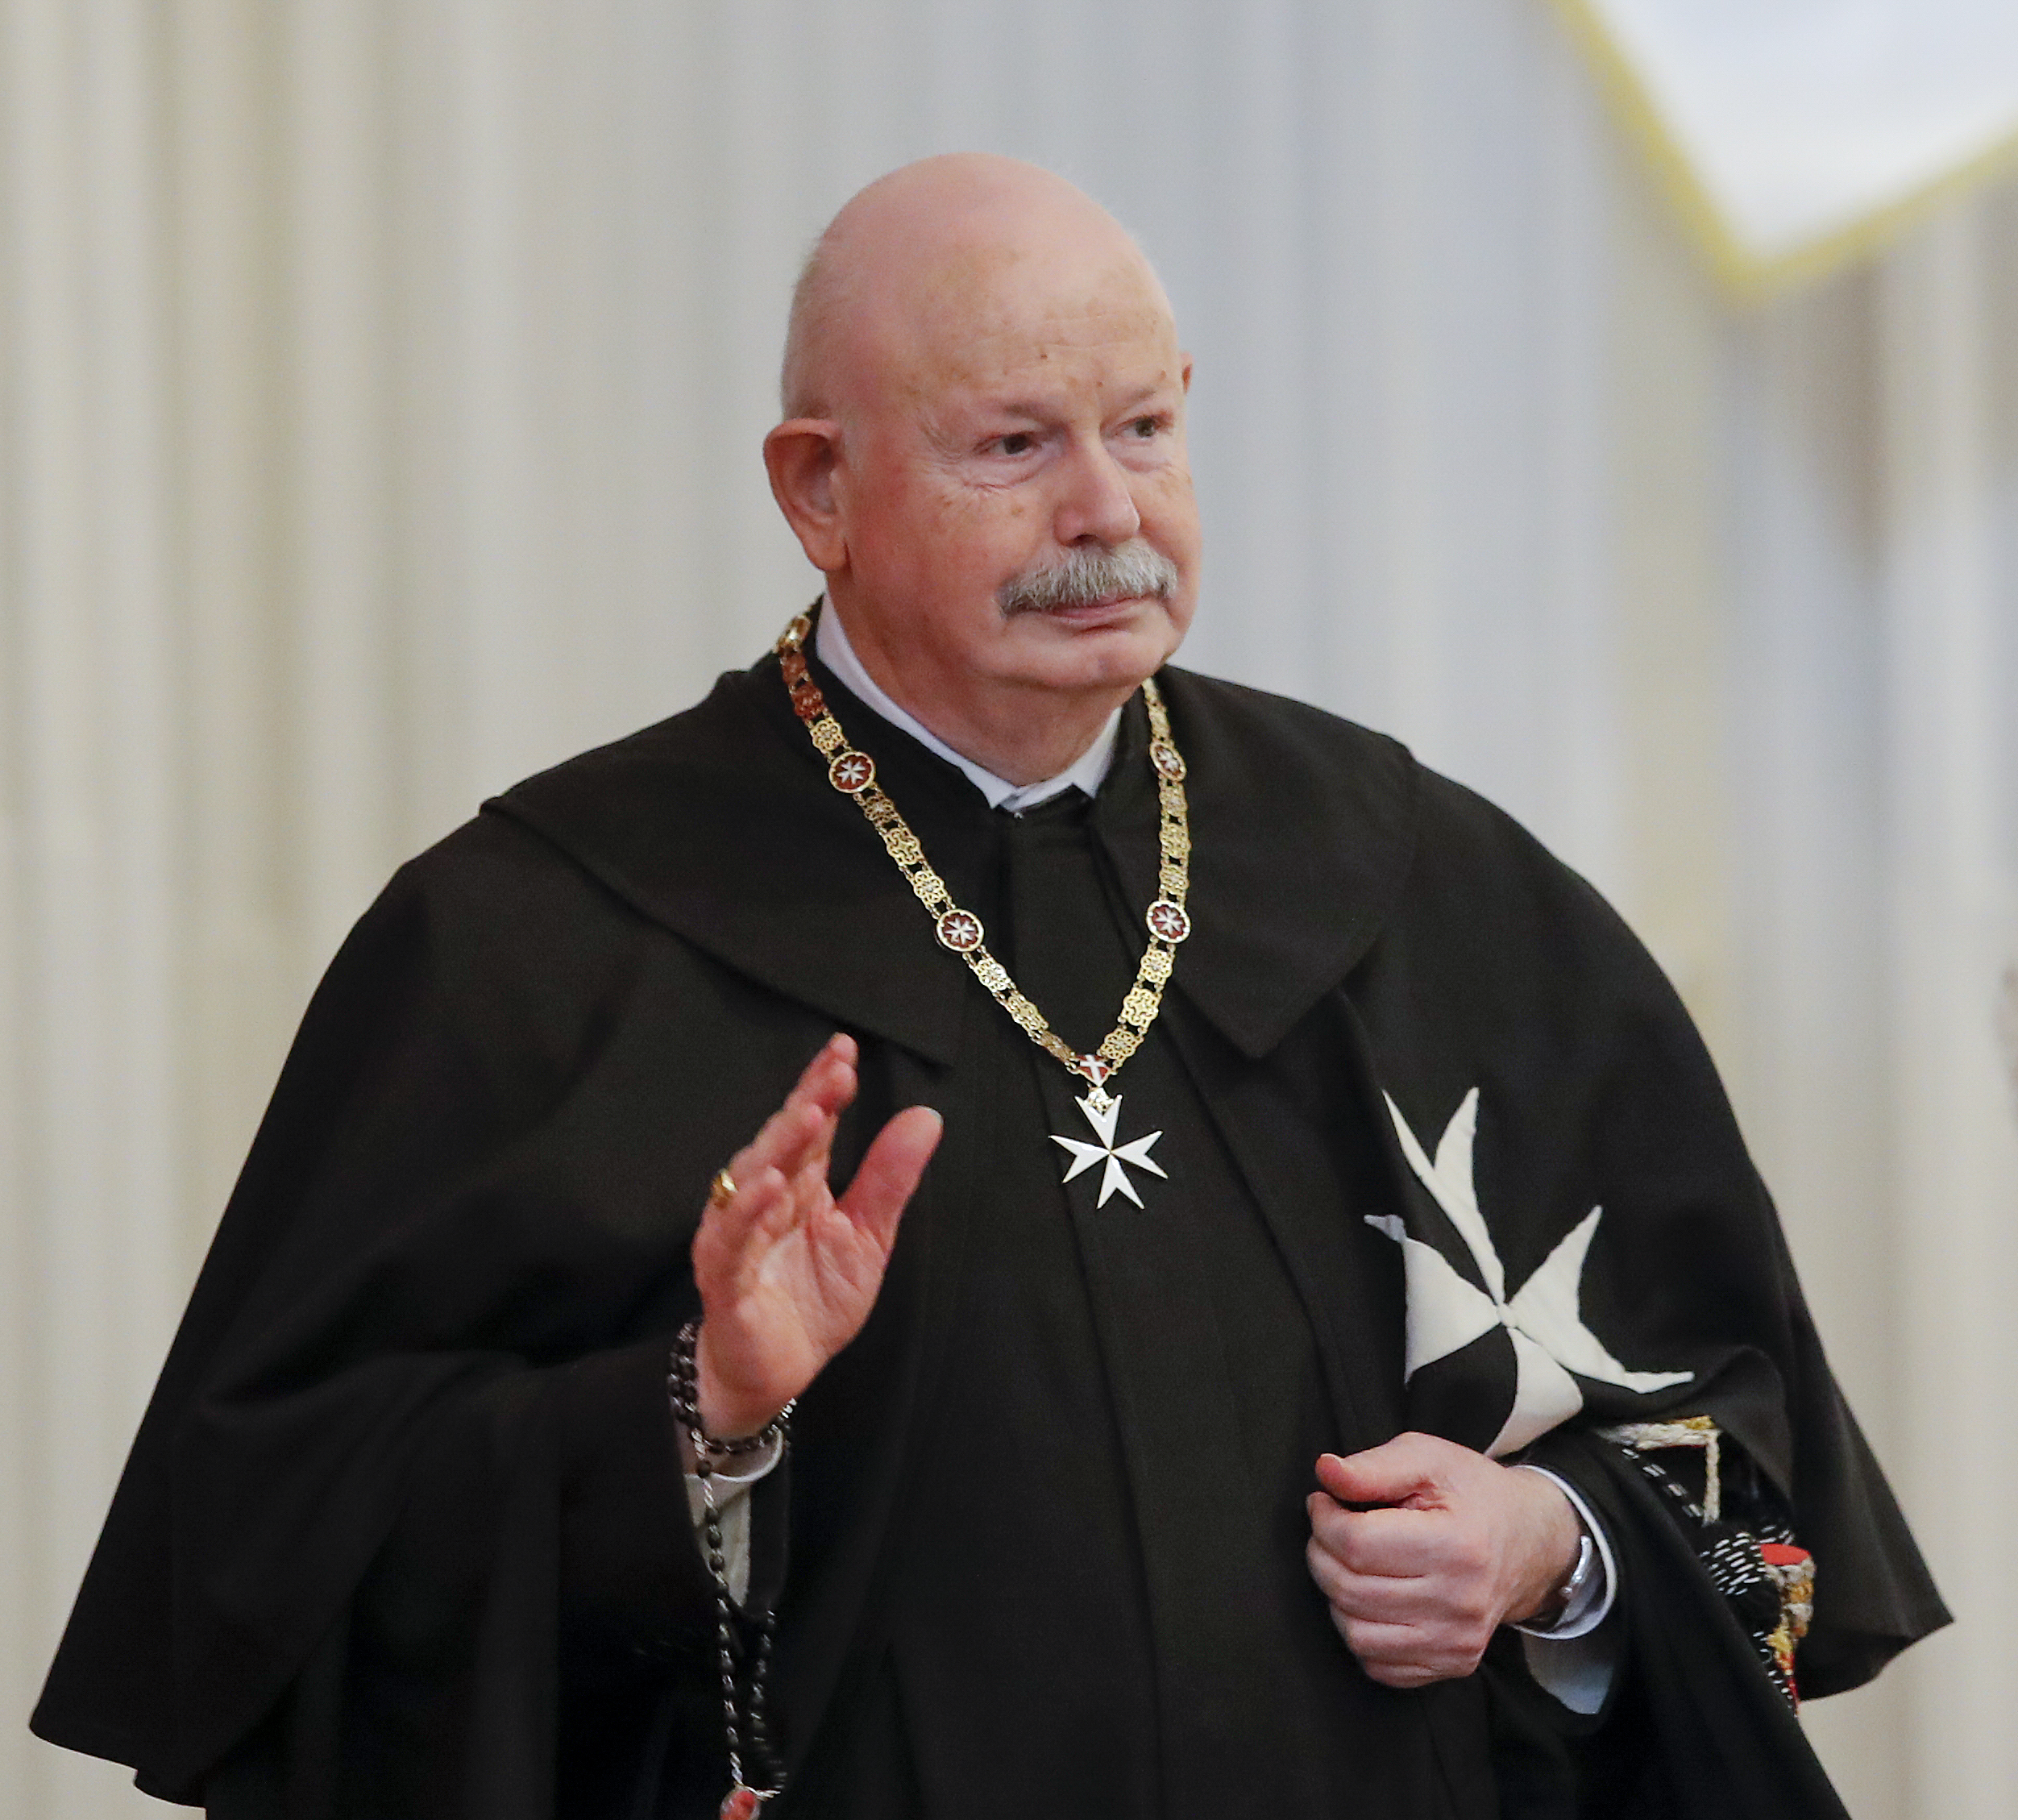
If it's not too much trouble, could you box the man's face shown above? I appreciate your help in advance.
[826,243,1200,713]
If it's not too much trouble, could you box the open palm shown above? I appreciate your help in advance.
[690,1034,941,1436]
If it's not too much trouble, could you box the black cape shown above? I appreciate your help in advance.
[33,644,1947,1817]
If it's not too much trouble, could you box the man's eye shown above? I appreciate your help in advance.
[994,432,1035,455]
[1127,416,1162,438]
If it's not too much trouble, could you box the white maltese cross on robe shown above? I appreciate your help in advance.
[1052,1093,1168,1208]
[1370,1087,1691,1456]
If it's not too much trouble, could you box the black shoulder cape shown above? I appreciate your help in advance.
[32,651,1947,1816]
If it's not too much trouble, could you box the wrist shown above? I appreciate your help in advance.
[1505,1465,1586,1625]
[686,1321,792,1444]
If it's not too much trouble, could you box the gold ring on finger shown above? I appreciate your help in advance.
[708,1167,737,1211]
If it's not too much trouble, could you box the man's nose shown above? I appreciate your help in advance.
[1052,438,1142,547]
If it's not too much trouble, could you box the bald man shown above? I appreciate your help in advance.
[37,156,1943,1820]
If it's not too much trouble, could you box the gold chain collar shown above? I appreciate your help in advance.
[774,613,1192,1107]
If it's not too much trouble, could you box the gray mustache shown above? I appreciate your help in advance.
[998,542,1181,615]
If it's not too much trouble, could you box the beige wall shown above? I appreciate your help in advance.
[3,2,2014,1814]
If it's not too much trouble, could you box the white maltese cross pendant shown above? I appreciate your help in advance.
[1051,1092,1169,1208]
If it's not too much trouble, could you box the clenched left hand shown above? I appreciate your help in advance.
[1305,1431,1584,1688]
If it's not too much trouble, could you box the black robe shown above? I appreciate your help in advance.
[32,638,1947,1818]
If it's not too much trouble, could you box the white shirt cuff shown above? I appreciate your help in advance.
[1509,1465,1617,1638]
[1509,1465,1621,1716]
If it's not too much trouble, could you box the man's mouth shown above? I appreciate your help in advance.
[1046,592,1134,616]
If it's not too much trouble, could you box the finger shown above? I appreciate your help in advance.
[1306,1534,1360,1609]
[692,1161,792,1295]
[734,1077,844,1198]
[1338,1619,1448,1689]
[776,1037,864,1174]
[720,1036,863,1224]
[837,1106,944,1252]
[787,1070,849,1199]
[1332,1613,1433,1666]
[1306,1493,1364,1564]
[1317,1503,1472,1582]
[1306,1527,1433,1605]
[1317,1434,1460,1510]
[1310,1492,1459,1573]
[1335,1610,1490,1685]
[787,1032,860,1120]
[1305,1545,1440,1628]
[716,1043,865,1262]
[735,1034,854,1160]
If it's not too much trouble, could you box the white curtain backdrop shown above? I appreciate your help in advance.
[3,3,2014,1816]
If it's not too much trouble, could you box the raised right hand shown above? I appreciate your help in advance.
[689,1033,941,1437]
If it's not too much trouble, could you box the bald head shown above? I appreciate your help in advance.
[780,154,1171,419]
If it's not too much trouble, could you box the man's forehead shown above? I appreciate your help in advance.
[853,238,1179,409]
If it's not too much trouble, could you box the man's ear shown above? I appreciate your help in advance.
[765,419,849,572]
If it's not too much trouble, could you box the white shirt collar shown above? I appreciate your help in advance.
[815,601,1121,814]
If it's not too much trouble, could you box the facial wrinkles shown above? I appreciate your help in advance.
[911,357,1183,499]
[890,247,1178,427]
